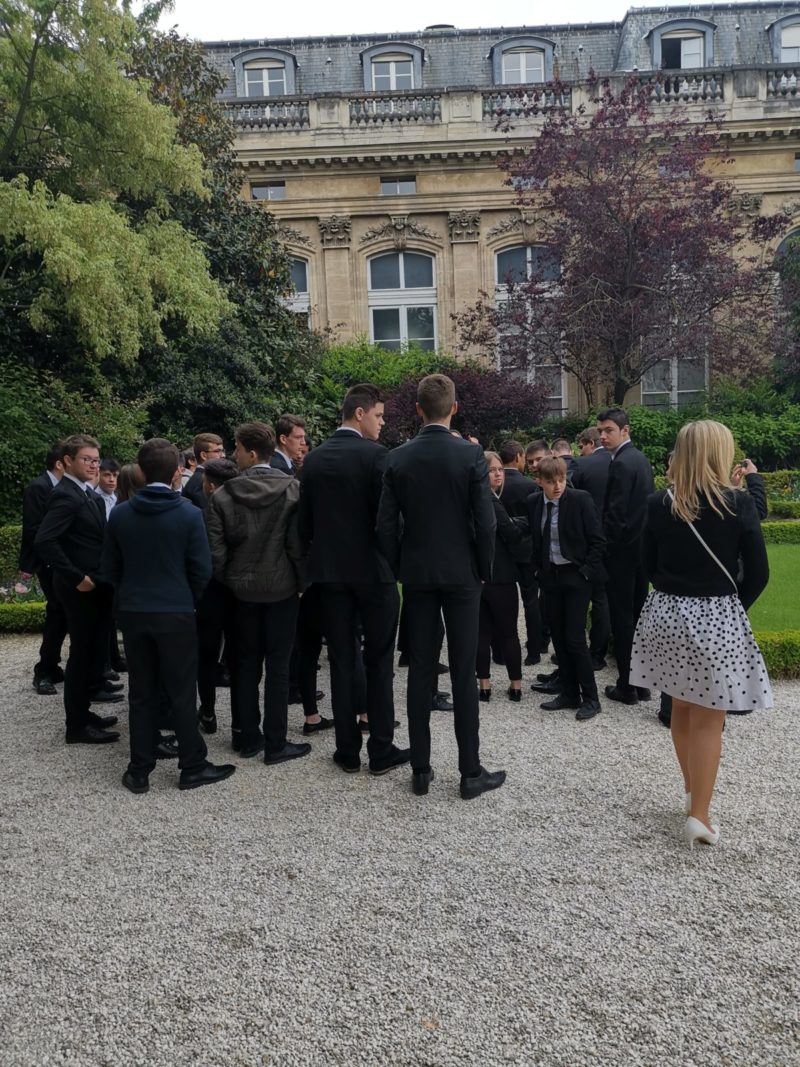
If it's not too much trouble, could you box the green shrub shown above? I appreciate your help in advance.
[0,525,22,581]
[760,470,800,494]
[769,500,800,519]
[0,601,46,633]
[754,631,800,678]
[761,521,800,544]
[318,338,459,390]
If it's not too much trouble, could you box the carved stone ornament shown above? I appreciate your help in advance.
[733,193,763,216]
[359,215,439,251]
[277,225,313,248]
[487,210,538,244]
[448,210,481,243]
[318,215,352,248]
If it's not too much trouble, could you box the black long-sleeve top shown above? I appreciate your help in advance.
[642,489,769,610]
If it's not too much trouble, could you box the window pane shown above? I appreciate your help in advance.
[530,245,560,281]
[677,359,706,391]
[521,51,544,84]
[372,308,401,344]
[394,62,413,89]
[497,247,528,284]
[502,55,522,82]
[406,306,435,343]
[661,38,682,69]
[536,365,562,398]
[784,25,800,47]
[677,391,703,409]
[403,252,433,289]
[251,183,285,200]
[643,393,670,410]
[370,254,401,290]
[643,360,672,393]
[681,36,703,66]
[290,259,308,293]
[267,68,286,95]
[245,69,264,94]
[783,46,800,62]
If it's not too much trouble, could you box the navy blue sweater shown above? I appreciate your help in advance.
[102,486,211,613]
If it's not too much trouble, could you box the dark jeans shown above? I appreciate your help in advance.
[404,583,482,777]
[606,545,648,690]
[55,577,113,734]
[234,596,299,753]
[120,612,207,775]
[34,566,67,679]
[477,583,522,681]
[542,564,598,704]
[321,582,399,764]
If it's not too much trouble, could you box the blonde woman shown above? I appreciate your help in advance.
[630,420,772,848]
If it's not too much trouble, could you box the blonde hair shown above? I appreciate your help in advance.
[484,450,503,496]
[669,420,735,524]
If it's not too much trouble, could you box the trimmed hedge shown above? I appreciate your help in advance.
[769,500,800,519]
[0,524,21,581]
[761,521,800,544]
[760,470,800,494]
[0,602,46,633]
[754,631,800,679]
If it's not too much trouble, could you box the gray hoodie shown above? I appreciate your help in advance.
[206,467,306,603]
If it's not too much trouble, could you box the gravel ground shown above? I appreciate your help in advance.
[1,632,798,1067]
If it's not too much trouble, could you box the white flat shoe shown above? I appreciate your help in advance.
[684,792,691,816]
[684,816,720,849]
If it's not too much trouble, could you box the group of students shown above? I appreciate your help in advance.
[20,374,773,840]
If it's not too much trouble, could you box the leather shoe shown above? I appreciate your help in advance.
[398,653,409,667]
[90,690,123,704]
[412,768,434,796]
[333,750,361,773]
[103,668,121,682]
[264,741,311,765]
[156,736,179,759]
[575,699,602,721]
[531,680,561,694]
[369,745,411,776]
[50,666,65,683]
[239,736,265,758]
[460,766,506,800]
[96,680,124,694]
[198,709,217,734]
[33,676,57,695]
[122,770,149,794]
[436,662,448,675]
[540,694,580,710]
[524,652,541,666]
[635,687,652,701]
[431,692,453,712]
[179,761,236,790]
[536,669,560,683]
[110,658,127,673]
[590,657,607,671]
[66,725,120,744]
[604,684,639,705]
[302,716,333,735]
[88,711,118,729]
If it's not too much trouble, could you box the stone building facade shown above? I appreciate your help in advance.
[204,3,800,412]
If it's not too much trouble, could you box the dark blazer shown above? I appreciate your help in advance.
[182,466,208,511]
[744,472,768,521]
[19,472,56,573]
[34,477,108,587]
[269,451,293,475]
[572,448,612,517]
[602,441,654,549]
[491,496,530,583]
[499,467,539,517]
[376,424,496,585]
[527,487,606,584]
[298,429,394,584]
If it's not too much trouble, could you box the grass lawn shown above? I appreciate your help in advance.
[749,544,800,631]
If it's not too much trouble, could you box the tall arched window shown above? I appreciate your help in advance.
[368,251,436,350]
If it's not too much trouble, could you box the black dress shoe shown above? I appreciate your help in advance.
[33,676,57,695]
[110,659,127,674]
[303,716,333,735]
[215,667,231,688]
[179,762,236,790]
[635,687,652,701]
[103,668,121,682]
[369,745,411,776]
[98,680,124,694]
[398,653,409,667]
[122,770,149,794]
[460,766,506,800]
[264,741,312,765]
[412,768,434,796]
[436,662,448,675]
[156,736,179,759]
[507,687,522,703]
[575,699,602,721]
[540,694,580,710]
[590,657,607,671]
[50,666,65,683]
[333,750,361,773]
[239,737,265,759]
[66,725,120,744]
[431,692,453,712]
[90,690,124,705]
[479,688,492,702]
[536,669,560,683]
[198,709,217,734]
[531,680,561,694]
[88,710,118,729]
[604,684,639,705]
[524,652,541,666]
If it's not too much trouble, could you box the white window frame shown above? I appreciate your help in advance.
[782,25,800,63]
[380,176,417,196]
[244,61,287,98]
[251,182,286,201]
[641,356,708,409]
[367,251,437,350]
[371,55,415,92]
[660,31,705,69]
[501,48,545,85]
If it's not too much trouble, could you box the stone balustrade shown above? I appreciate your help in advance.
[482,86,571,118]
[348,92,443,125]
[768,67,800,97]
[638,71,724,103]
[224,98,310,128]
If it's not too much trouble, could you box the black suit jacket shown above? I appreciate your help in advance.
[527,487,606,583]
[572,448,612,517]
[376,424,496,585]
[298,430,394,584]
[19,472,56,573]
[602,442,654,549]
[34,477,108,587]
[182,467,208,511]
[269,451,293,475]
[499,468,539,517]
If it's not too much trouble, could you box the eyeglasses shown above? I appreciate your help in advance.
[75,456,100,466]
[207,447,225,456]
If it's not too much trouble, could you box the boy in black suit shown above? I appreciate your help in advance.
[377,374,505,800]
[528,456,606,721]
[573,427,613,669]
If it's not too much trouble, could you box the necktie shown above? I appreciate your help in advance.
[542,501,554,572]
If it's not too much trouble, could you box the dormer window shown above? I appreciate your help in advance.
[648,19,715,71]
[232,48,297,98]
[490,36,555,85]
[360,43,424,92]
[783,25,800,62]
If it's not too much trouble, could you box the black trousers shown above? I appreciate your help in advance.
[518,565,547,654]
[321,582,399,764]
[477,583,522,681]
[292,584,324,716]
[196,578,237,717]
[120,612,207,775]
[234,596,299,753]
[588,582,610,661]
[606,545,648,690]
[404,583,482,777]
[54,577,113,734]
[542,564,597,704]
[34,566,68,679]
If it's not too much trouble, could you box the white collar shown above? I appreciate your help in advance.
[63,472,90,492]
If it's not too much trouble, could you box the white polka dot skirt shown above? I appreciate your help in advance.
[630,591,774,714]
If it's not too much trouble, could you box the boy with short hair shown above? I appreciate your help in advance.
[525,439,550,477]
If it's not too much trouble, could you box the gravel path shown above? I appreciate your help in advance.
[1,632,798,1067]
